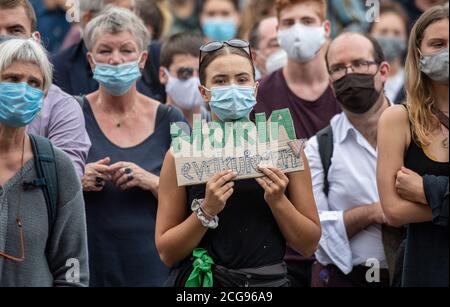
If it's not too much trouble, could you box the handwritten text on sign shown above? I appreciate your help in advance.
[170,108,305,186]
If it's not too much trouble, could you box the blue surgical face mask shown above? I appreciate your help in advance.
[92,58,142,96]
[202,18,237,42]
[0,82,44,128]
[205,84,257,122]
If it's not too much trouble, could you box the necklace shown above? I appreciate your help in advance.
[434,108,449,149]
[113,108,136,128]
[99,99,137,128]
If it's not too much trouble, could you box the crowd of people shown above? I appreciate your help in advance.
[0,0,448,288]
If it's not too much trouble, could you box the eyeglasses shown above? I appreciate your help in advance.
[0,218,25,262]
[199,39,253,67]
[329,60,380,81]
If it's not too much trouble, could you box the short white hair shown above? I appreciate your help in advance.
[83,6,149,51]
[0,39,53,92]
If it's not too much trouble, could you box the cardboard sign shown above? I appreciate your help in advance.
[170,108,305,187]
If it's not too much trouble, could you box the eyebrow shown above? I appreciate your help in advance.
[235,73,250,77]
[120,43,136,49]
[97,44,112,49]
[280,18,295,23]
[1,72,24,78]
[7,24,26,31]
[427,37,446,42]
[97,41,137,49]
[330,58,369,66]
[212,74,229,79]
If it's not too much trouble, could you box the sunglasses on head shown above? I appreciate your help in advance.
[199,39,253,67]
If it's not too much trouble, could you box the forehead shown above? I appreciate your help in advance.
[171,54,198,68]
[423,19,449,41]
[379,12,405,26]
[93,31,138,48]
[205,54,253,77]
[259,17,278,35]
[0,6,31,30]
[328,34,374,65]
[2,61,43,80]
[279,2,322,20]
[203,0,235,12]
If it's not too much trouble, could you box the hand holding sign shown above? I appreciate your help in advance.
[256,167,290,205]
[203,170,238,216]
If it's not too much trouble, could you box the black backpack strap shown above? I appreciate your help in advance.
[29,135,58,236]
[156,104,171,127]
[317,125,334,197]
[73,95,85,108]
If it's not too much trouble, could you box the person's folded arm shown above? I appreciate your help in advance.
[377,106,432,227]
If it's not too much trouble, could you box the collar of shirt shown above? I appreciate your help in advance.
[333,112,377,158]
[334,98,394,157]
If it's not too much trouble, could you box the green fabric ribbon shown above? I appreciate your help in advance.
[185,248,214,287]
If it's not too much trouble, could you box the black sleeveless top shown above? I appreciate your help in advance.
[83,99,186,286]
[403,118,449,287]
[186,178,285,270]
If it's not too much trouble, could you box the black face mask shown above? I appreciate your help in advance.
[333,73,382,114]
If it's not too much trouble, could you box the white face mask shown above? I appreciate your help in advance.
[265,49,288,74]
[277,23,326,63]
[164,68,204,110]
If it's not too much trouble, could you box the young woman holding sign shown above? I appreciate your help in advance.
[156,39,321,287]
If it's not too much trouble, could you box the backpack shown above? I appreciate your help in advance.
[25,135,58,242]
[316,125,334,197]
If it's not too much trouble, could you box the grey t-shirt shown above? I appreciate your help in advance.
[0,146,89,287]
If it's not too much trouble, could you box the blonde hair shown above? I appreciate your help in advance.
[405,2,449,146]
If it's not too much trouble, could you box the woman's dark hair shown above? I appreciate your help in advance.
[199,46,256,85]
[160,32,203,69]
[136,0,165,40]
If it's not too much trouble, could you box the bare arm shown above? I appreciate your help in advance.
[344,203,384,238]
[155,151,208,267]
[377,106,432,227]
[256,150,321,257]
[155,151,236,267]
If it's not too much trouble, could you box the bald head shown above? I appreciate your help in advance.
[326,32,385,73]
